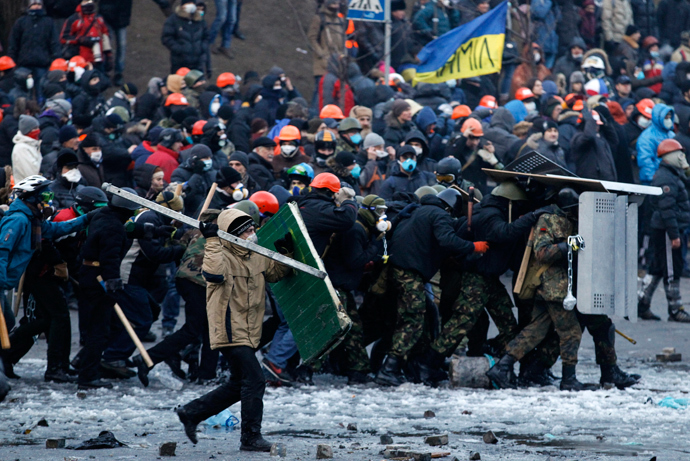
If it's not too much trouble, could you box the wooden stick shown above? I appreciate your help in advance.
[615,329,637,345]
[514,228,535,294]
[199,182,217,215]
[13,273,25,317]
[0,299,11,350]
[113,303,154,367]
[174,183,183,197]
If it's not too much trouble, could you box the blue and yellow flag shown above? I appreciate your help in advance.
[414,1,508,84]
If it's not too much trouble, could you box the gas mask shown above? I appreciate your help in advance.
[376,214,391,233]
[399,158,417,172]
[232,183,249,201]
[663,151,690,170]
[351,164,361,179]
[246,232,258,244]
[281,145,298,158]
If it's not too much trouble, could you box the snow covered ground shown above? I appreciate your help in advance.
[1,281,689,460]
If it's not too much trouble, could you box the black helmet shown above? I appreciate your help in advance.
[110,187,140,211]
[314,130,337,151]
[436,157,462,184]
[437,188,464,217]
[75,186,108,212]
[556,187,580,210]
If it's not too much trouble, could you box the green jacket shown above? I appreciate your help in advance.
[533,207,574,302]
[176,228,206,286]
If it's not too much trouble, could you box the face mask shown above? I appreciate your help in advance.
[399,158,417,172]
[202,159,213,171]
[128,97,136,106]
[316,156,328,166]
[183,3,197,13]
[412,146,423,156]
[246,233,258,244]
[185,135,193,144]
[273,84,282,91]
[664,118,674,130]
[533,52,541,62]
[218,133,227,147]
[375,149,388,158]
[525,102,537,113]
[232,184,249,201]
[200,10,204,16]
[650,51,660,59]
[281,145,297,157]
[210,100,220,115]
[638,116,652,128]
[89,150,102,163]
[351,164,361,179]
[349,133,362,145]
[572,53,583,61]
[26,78,34,90]
[376,214,391,232]
[29,8,42,15]
[664,151,690,170]
[74,66,85,81]
[63,168,82,183]
[291,185,304,196]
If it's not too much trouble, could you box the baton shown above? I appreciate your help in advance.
[467,187,475,230]
[102,183,327,279]
[199,182,217,216]
[615,329,636,345]
[0,299,10,350]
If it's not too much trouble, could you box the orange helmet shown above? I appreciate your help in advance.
[636,98,655,119]
[460,118,484,137]
[216,72,236,88]
[176,67,191,77]
[657,139,684,157]
[277,125,301,141]
[451,105,471,120]
[310,173,341,193]
[249,191,280,216]
[165,93,189,107]
[479,95,497,109]
[192,120,207,135]
[68,55,87,70]
[564,93,584,111]
[0,56,15,72]
[49,58,68,72]
[320,104,345,120]
[515,87,535,101]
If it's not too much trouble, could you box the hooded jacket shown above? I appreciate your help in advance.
[552,37,587,81]
[307,4,346,76]
[297,192,358,256]
[571,109,618,181]
[602,0,633,42]
[12,132,42,182]
[71,69,106,128]
[133,163,159,198]
[650,162,690,239]
[161,5,209,73]
[202,209,291,349]
[483,108,520,164]
[637,103,675,184]
[76,145,105,187]
[389,194,475,281]
[378,166,436,201]
[171,158,216,216]
[8,9,61,69]
[146,144,179,183]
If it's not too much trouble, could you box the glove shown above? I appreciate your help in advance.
[477,149,499,166]
[273,233,294,255]
[85,209,100,222]
[192,158,205,174]
[104,278,124,293]
[473,241,489,253]
[525,132,542,150]
[335,186,356,205]
[199,222,219,239]
[533,205,554,218]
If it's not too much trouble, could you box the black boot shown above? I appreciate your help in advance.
[45,367,77,383]
[638,275,661,320]
[240,432,273,452]
[347,371,372,385]
[600,363,639,389]
[176,406,199,444]
[665,280,690,322]
[485,354,517,389]
[2,359,20,379]
[560,365,599,391]
[132,355,151,387]
[78,379,113,390]
[519,360,556,387]
[164,353,187,380]
[0,361,11,403]
[410,348,447,386]
[375,355,407,387]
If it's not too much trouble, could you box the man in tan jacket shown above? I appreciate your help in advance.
[176,208,292,452]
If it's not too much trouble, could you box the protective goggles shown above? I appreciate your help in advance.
[436,174,456,183]
[362,204,387,217]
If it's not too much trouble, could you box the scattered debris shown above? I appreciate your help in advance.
[71,431,126,450]
[424,410,436,418]
[37,418,49,427]
[462,410,472,415]
[270,442,287,457]
[424,434,449,446]
[482,431,498,444]
[380,434,394,444]
[347,423,357,431]
[159,441,176,456]
[470,452,481,460]
[316,444,333,459]
[657,347,681,363]
[46,438,65,449]
[76,391,87,400]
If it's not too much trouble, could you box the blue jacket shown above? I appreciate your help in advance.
[505,99,528,123]
[0,200,88,290]
[637,104,675,184]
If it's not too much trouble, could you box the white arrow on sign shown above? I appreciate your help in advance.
[348,0,383,13]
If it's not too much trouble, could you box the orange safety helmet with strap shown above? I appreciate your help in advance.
[176,67,190,77]
[636,98,655,119]
[216,72,236,88]
[0,56,15,72]
[320,104,345,120]
[657,139,685,157]
[451,105,471,120]
[192,120,207,135]
[249,191,280,215]
[49,58,68,72]
[515,87,535,101]
[310,173,341,193]
[165,93,189,106]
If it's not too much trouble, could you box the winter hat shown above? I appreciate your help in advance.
[122,82,138,96]
[391,0,406,11]
[159,128,182,148]
[349,105,373,119]
[335,151,356,167]
[569,71,585,85]
[80,133,100,149]
[217,104,233,122]
[543,96,562,117]
[363,132,385,149]
[47,99,72,119]
[227,214,254,236]
[625,25,640,37]
[156,190,184,212]
[251,118,268,134]
[307,118,324,133]
[43,83,64,99]
[56,150,79,169]
[391,99,411,118]
[107,106,130,123]
[252,136,276,149]
[535,118,558,133]
[189,144,211,161]
[147,126,164,144]
[58,125,79,144]
[104,113,125,129]
[217,166,242,188]
[359,194,385,227]
[18,115,39,135]
[230,151,249,169]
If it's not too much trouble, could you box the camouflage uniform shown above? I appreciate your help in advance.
[504,209,583,366]
[431,271,519,357]
[329,289,370,373]
[389,267,427,360]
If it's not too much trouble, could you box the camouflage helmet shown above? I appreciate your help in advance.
[415,186,437,199]
[491,179,528,201]
[227,200,261,225]
[338,117,362,132]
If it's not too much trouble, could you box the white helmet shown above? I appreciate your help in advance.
[582,56,605,70]
[13,175,52,196]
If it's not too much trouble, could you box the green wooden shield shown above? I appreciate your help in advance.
[256,202,351,363]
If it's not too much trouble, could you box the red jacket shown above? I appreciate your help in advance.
[60,4,110,63]
[53,207,79,222]
[146,145,180,183]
